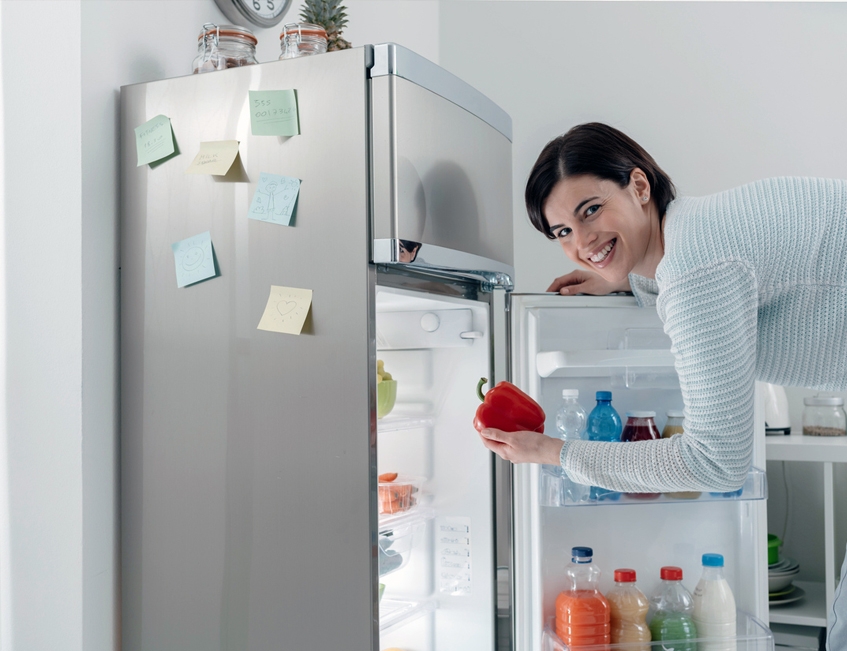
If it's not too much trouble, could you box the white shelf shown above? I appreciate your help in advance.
[765,433,847,463]
[378,598,435,634]
[769,580,828,627]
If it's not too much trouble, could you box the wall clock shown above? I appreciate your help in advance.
[214,0,293,28]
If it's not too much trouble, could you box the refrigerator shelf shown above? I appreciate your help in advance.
[537,349,676,378]
[379,598,436,635]
[538,465,767,507]
[377,412,435,433]
[542,610,773,650]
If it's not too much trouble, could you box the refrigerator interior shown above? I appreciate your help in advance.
[510,294,770,651]
[375,284,497,650]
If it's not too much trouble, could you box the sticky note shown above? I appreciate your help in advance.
[248,173,300,226]
[185,140,240,175]
[257,286,312,335]
[171,231,218,287]
[249,90,300,136]
[135,114,176,167]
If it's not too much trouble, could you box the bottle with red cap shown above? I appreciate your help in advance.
[649,566,697,651]
[606,568,651,649]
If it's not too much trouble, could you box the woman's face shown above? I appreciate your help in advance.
[543,172,656,283]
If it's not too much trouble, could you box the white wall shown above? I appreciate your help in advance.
[2,2,437,649]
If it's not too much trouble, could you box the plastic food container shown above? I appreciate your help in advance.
[378,475,423,515]
[803,395,847,437]
[378,517,426,577]
[767,534,782,565]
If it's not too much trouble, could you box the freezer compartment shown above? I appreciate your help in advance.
[538,465,767,507]
[541,610,773,651]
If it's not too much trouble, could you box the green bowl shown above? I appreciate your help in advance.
[768,534,782,565]
[377,380,397,419]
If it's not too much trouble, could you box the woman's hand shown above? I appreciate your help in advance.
[478,428,564,465]
[547,269,631,295]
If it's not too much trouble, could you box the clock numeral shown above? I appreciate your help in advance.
[266,0,275,9]
[253,0,261,9]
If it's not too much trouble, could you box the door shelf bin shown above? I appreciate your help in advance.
[542,611,773,651]
[378,511,429,577]
[539,465,767,507]
[379,598,436,635]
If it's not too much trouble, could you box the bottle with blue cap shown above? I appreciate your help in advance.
[585,391,623,501]
[692,553,736,651]
[555,546,610,647]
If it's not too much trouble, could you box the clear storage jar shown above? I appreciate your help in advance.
[279,22,328,59]
[193,23,258,74]
[803,395,847,437]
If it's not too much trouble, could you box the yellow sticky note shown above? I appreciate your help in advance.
[185,140,240,175]
[257,285,312,335]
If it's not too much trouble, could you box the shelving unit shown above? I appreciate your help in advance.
[765,434,847,629]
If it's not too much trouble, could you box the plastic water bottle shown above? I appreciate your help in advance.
[555,389,589,503]
[692,554,736,651]
[555,546,610,647]
[649,566,697,651]
[585,391,622,501]
[607,568,650,649]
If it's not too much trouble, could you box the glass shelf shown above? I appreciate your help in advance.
[538,465,767,507]
[377,413,435,433]
[542,611,773,650]
[379,598,436,635]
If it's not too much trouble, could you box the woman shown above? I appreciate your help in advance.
[477,122,847,648]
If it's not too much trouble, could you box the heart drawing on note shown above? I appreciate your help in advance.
[276,300,297,317]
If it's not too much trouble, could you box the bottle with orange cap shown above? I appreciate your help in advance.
[606,568,651,649]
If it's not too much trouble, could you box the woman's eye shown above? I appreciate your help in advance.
[555,228,571,239]
[585,204,600,218]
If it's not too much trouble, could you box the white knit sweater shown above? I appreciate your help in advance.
[559,177,847,492]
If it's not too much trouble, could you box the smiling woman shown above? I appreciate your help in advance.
[475,121,847,648]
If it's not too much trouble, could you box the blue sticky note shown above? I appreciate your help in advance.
[171,231,217,288]
[247,173,300,226]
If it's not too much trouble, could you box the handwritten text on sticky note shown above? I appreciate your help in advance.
[172,231,217,288]
[135,114,176,167]
[185,140,240,175]
[248,173,300,226]
[249,90,300,136]
[257,285,312,335]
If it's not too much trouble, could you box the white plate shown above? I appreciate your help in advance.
[769,557,799,573]
[769,585,806,606]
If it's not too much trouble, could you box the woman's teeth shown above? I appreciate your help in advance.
[590,239,615,263]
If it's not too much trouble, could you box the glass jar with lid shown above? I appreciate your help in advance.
[621,411,661,499]
[803,395,847,436]
[279,22,328,59]
[193,23,258,74]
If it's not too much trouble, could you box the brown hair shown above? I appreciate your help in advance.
[525,123,675,239]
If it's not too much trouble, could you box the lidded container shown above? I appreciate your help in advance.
[279,22,328,59]
[621,411,660,442]
[803,395,847,437]
[662,410,685,438]
[192,23,258,74]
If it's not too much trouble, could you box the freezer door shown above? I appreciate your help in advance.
[120,49,377,650]
[370,44,514,288]
[509,294,769,651]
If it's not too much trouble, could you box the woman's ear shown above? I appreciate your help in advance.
[629,168,651,204]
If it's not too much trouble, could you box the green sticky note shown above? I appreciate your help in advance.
[135,114,176,166]
[249,90,300,136]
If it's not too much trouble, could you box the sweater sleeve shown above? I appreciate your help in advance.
[559,261,758,492]
[628,273,659,307]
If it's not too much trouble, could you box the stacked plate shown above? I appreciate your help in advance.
[769,556,804,605]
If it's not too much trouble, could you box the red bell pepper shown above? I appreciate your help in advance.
[473,377,545,433]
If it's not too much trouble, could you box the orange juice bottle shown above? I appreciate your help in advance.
[606,568,651,650]
[555,547,610,647]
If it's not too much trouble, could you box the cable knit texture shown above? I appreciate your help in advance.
[560,177,847,492]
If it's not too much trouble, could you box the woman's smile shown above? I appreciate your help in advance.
[588,238,617,266]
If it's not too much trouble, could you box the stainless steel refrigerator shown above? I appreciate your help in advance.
[121,44,773,651]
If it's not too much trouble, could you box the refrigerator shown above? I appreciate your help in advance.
[120,43,773,651]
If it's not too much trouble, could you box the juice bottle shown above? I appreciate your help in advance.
[555,546,610,647]
[649,566,697,651]
[692,554,736,651]
[606,568,651,650]
[661,411,701,499]
[586,391,623,501]
[620,411,661,499]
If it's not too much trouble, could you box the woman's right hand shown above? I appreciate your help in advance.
[546,269,631,296]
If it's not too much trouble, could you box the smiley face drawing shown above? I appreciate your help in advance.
[181,245,206,272]
[172,232,217,288]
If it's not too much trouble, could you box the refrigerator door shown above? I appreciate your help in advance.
[370,43,514,289]
[120,49,377,650]
[509,294,769,651]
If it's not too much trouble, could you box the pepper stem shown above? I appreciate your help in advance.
[477,377,488,402]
